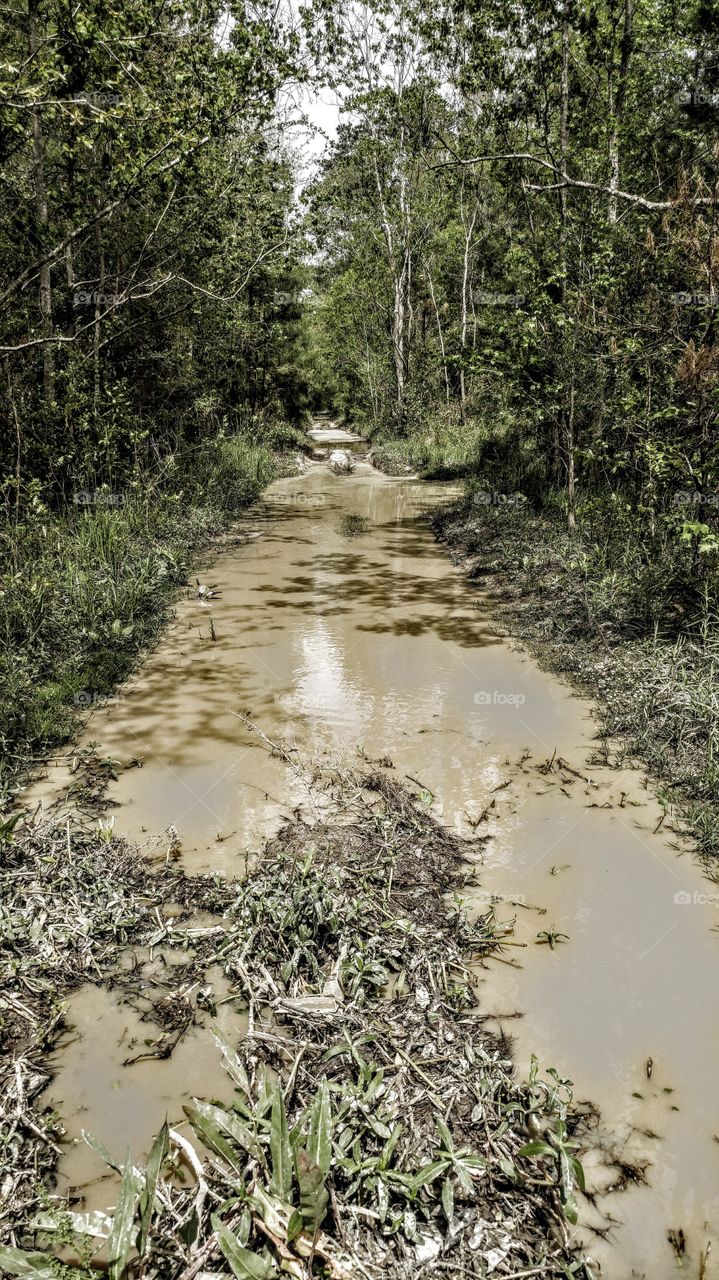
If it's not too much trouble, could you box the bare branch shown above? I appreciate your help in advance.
[428,138,717,212]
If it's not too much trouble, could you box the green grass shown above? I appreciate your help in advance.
[370,432,479,480]
[339,513,371,537]
[0,435,288,803]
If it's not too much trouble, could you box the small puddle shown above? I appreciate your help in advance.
[26,439,719,1276]
[42,981,245,1209]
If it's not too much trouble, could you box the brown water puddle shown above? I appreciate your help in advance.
[40,979,246,1211]
[25,455,719,1277]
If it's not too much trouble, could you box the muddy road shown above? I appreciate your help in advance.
[28,443,719,1278]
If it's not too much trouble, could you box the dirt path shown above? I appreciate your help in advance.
[25,451,719,1278]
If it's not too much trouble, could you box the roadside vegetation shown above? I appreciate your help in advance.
[0,0,312,803]
[301,0,719,860]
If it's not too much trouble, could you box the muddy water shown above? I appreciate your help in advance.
[29,458,719,1277]
[42,979,243,1209]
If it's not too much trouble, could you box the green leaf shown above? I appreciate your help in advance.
[82,1128,122,1173]
[435,1116,454,1153]
[270,1087,293,1201]
[0,1249,58,1279]
[212,1029,252,1100]
[307,1080,332,1178]
[107,1153,143,1280]
[138,1121,169,1257]
[441,1177,454,1223]
[286,1209,304,1243]
[517,1140,554,1158]
[295,1147,329,1232]
[411,1158,450,1190]
[185,1099,261,1167]
[570,1154,586,1193]
[378,1122,403,1170]
[563,1192,579,1224]
[214,1217,277,1279]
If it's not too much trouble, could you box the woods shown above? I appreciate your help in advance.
[310,0,719,594]
[0,0,313,793]
[1,0,314,486]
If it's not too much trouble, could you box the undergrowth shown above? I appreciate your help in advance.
[370,434,479,481]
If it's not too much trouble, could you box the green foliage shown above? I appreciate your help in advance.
[1,0,311,504]
[301,0,718,610]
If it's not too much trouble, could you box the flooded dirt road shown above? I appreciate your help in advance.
[30,455,719,1277]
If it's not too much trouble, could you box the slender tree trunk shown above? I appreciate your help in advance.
[566,386,576,530]
[459,190,477,422]
[559,18,576,530]
[29,0,55,404]
[369,85,413,434]
[608,0,634,225]
[427,270,450,404]
[5,360,23,536]
[94,233,105,411]
[363,330,379,425]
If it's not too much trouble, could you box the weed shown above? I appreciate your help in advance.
[339,513,370,537]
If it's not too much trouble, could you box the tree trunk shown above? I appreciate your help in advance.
[608,0,634,225]
[459,193,477,422]
[566,385,576,531]
[94,233,105,411]
[559,19,576,530]
[427,269,450,404]
[29,0,55,404]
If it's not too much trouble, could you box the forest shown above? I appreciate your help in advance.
[1,1,718,1277]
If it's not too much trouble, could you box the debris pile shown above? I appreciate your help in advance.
[0,769,593,1278]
